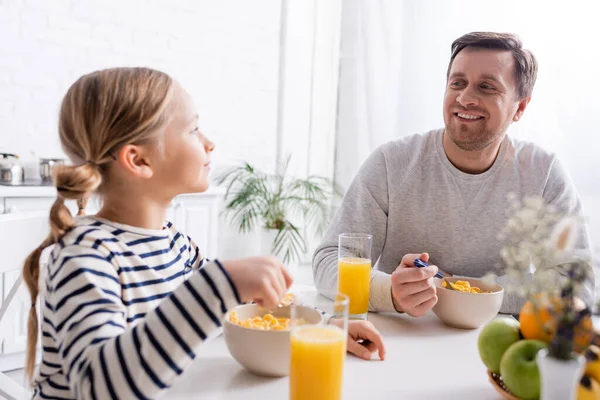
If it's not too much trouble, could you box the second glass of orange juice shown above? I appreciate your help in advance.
[289,293,349,400]
[338,233,372,319]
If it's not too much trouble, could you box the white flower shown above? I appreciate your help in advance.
[523,196,545,212]
[513,208,541,234]
[498,194,589,297]
[548,216,579,254]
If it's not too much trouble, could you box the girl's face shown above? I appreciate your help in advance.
[150,84,215,198]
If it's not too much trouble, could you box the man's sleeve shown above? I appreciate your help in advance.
[312,147,397,312]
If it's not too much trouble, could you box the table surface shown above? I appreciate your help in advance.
[169,285,508,400]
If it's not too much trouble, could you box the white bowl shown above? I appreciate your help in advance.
[432,277,504,329]
[223,304,323,377]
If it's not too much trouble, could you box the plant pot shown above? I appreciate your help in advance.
[260,228,279,256]
[260,228,297,277]
[536,348,585,400]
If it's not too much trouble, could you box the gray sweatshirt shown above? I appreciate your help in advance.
[313,128,594,315]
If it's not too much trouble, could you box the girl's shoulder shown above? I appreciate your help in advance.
[47,218,130,274]
[58,216,132,250]
[64,217,186,246]
[49,217,191,264]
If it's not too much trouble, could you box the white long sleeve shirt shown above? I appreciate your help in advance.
[313,128,594,315]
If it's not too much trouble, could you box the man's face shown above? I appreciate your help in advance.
[443,47,527,151]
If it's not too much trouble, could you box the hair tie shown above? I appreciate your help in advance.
[31,303,36,309]
[77,198,86,211]
[86,152,116,167]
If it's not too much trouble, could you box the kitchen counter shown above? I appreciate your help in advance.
[0,184,57,197]
[0,185,226,198]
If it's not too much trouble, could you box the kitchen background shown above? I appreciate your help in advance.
[0,0,340,262]
[1,0,599,385]
[1,0,599,262]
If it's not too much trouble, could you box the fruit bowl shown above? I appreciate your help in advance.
[488,371,522,400]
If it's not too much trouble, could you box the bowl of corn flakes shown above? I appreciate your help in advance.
[432,277,504,329]
[223,302,323,377]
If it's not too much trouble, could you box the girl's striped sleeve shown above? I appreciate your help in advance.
[46,245,240,400]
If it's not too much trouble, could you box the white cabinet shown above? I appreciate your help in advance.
[4,197,55,214]
[2,270,29,357]
[172,195,221,260]
[0,186,224,372]
[165,196,219,259]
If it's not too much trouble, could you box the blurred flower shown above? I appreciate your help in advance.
[548,216,579,254]
[497,194,594,360]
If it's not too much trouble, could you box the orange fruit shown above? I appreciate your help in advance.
[519,293,593,353]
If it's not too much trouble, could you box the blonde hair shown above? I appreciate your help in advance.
[22,67,174,383]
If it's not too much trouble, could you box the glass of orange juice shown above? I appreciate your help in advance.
[289,292,349,400]
[338,233,372,320]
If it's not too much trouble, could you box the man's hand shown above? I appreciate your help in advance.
[391,253,439,317]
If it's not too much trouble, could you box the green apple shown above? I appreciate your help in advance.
[500,339,548,400]
[477,318,521,373]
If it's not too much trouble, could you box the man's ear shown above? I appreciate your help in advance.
[117,144,154,179]
[513,97,531,122]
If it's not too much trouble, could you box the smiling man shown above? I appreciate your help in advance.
[313,32,594,316]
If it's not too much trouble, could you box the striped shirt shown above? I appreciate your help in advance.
[33,216,240,400]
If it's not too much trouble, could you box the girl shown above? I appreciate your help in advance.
[23,67,385,399]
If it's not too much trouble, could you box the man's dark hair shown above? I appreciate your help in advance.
[447,32,538,99]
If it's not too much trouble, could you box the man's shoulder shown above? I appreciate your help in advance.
[507,135,557,170]
[377,128,442,159]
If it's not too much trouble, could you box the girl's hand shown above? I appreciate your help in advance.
[331,319,386,360]
[221,256,293,309]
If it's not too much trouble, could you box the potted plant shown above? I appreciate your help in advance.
[495,194,596,400]
[214,157,340,265]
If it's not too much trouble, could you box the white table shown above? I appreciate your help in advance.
[169,285,504,399]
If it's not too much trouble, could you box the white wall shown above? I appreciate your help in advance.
[0,0,288,259]
[336,0,600,248]
[271,0,342,182]
[276,0,342,262]
[0,0,281,175]
[335,0,405,191]
[0,0,342,264]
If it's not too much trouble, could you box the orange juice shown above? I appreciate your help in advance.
[338,257,371,316]
[289,325,346,400]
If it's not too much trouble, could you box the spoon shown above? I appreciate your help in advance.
[442,278,459,291]
[413,258,444,279]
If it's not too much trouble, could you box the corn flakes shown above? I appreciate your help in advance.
[279,292,295,307]
[229,311,294,330]
[442,280,489,294]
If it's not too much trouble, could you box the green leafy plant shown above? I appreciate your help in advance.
[214,157,341,264]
